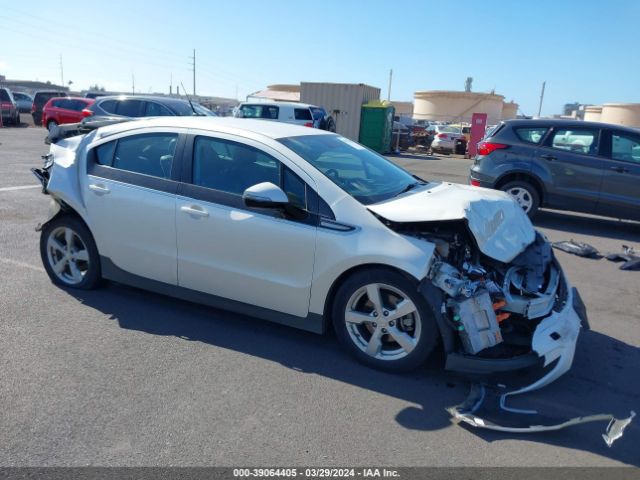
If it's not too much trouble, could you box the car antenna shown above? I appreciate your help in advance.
[180,81,197,115]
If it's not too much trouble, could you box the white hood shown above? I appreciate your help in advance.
[368,182,536,263]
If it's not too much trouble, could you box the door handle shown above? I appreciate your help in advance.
[540,154,556,161]
[610,166,629,173]
[180,205,209,217]
[88,183,110,194]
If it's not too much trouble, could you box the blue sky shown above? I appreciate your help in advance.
[1,0,638,116]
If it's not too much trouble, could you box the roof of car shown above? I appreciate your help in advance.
[503,118,640,133]
[240,101,315,109]
[95,95,199,106]
[94,116,334,141]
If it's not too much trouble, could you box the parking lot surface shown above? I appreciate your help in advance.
[0,127,638,467]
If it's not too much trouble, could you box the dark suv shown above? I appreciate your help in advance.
[85,95,215,120]
[469,119,640,221]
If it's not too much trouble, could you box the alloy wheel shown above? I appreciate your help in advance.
[46,226,90,285]
[344,283,422,361]
[506,186,533,213]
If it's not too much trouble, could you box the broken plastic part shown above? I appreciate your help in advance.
[447,384,635,447]
[552,239,602,259]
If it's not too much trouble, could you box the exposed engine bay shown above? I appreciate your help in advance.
[394,219,559,359]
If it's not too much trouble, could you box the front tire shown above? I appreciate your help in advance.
[332,268,438,372]
[40,215,101,289]
[501,180,540,217]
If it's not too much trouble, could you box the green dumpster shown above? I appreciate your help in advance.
[359,101,395,154]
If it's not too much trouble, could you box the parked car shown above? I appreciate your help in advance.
[234,101,335,131]
[428,125,467,154]
[42,97,95,131]
[31,117,585,383]
[84,95,216,121]
[391,121,412,150]
[32,91,68,126]
[469,119,640,220]
[12,91,34,113]
[309,105,336,132]
[0,88,20,125]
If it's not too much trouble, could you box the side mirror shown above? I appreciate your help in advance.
[242,182,289,209]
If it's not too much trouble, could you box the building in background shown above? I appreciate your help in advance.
[246,84,301,102]
[300,82,380,141]
[413,90,518,125]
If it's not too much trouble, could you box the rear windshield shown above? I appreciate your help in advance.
[0,90,10,101]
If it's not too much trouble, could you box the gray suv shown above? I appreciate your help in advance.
[469,119,640,220]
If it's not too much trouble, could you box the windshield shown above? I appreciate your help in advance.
[279,135,424,205]
[171,101,216,116]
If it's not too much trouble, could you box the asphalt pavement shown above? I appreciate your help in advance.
[0,127,638,467]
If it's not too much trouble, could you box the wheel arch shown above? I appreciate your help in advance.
[320,263,422,333]
[495,171,546,205]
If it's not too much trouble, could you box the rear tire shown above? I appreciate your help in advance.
[332,268,438,372]
[40,215,101,290]
[47,120,58,133]
[501,180,540,217]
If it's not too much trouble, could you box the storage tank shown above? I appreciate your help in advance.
[501,101,518,120]
[583,105,602,123]
[301,82,381,141]
[600,103,640,128]
[414,90,505,125]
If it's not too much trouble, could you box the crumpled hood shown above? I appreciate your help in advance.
[368,182,536,263]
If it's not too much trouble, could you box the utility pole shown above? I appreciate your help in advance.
[59,54,64,88]
[537,81,546,117]
[132,73,135,95]
[387,69,393,102]
[170,73,173,95]
[189,49,196,96]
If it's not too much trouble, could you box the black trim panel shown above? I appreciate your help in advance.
[88,163,180,194]
[100,256,326,334]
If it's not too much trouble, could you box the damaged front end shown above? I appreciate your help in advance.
[386,218,589,388]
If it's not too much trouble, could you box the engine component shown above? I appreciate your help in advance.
[449,291,503,354]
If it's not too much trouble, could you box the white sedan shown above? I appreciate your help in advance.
[32,117,585,380]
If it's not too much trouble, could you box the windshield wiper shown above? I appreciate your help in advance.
[393,181,425,198]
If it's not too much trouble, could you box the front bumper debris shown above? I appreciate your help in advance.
[447,384,635,447]
[499,283,582,413]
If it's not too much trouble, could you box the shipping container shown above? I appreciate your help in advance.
[300,82,380,141]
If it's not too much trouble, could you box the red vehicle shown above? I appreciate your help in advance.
[41,97,94,130]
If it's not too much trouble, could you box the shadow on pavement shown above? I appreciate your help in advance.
[534,210,640,243]
[67,283,639,466]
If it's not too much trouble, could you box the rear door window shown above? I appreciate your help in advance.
[515,127,548,144]
[611,132,640,164]
[99,100,117,114]
[116,100,144,117]
[550,128,600,155]
[112,133,178,178]
[294,108,312,121]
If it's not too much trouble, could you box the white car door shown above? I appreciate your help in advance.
[176,132,317,318]
[84,129,185,284]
